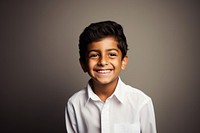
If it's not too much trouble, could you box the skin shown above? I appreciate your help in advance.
[80,37,128,102]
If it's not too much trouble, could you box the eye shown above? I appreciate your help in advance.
[109,53,116,56]
[109,53,117,58]
[89,53,99,58]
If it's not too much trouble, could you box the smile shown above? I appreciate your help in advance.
[96,69,112,74]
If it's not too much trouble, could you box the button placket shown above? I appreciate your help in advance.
[101,100,110,133]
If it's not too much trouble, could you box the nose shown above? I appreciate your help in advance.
[97,55,108,66]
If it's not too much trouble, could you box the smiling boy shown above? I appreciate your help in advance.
[65,21,157,133]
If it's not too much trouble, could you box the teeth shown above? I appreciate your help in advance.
[97,70,111,73]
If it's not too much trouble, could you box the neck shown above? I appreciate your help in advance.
[90,78,119,102]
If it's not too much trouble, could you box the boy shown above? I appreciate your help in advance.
[65,21,157,133]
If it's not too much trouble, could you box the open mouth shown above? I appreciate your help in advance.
[95,69,112,74]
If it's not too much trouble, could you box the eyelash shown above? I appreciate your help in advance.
[89,53,117,58]
[109,53,117,57]
[89,54,99,58]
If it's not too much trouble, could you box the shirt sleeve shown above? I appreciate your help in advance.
[65,101,77,133]
[140,98,157,133]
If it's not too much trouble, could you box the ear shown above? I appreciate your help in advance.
[79,59,87,72]
[121,55,128,70]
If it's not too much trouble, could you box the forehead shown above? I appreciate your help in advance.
[87,37,119,51]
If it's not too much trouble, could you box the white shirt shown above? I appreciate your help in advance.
[65,78,157,133]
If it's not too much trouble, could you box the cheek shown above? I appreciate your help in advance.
[87,60,96,69]
[112,60,123,69]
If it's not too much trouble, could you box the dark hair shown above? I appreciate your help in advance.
[79,20,128,63]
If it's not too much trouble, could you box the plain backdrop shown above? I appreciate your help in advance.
[1,1,200,133]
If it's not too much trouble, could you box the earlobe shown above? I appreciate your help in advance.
[121,55,128,70]
[79,59,87,72]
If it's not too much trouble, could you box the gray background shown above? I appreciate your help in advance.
[1,0,200,133]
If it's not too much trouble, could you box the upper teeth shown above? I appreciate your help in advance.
[97,70,110,73]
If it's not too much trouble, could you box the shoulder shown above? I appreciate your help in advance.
[127,85,150,99]
[67,88,87,106]
[122,83,152,106]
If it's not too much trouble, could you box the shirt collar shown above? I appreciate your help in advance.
[85,77,126,106]
[85,79,101,106]
[112,77,125,104]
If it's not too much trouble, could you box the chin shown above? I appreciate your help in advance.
[94,77,118,85]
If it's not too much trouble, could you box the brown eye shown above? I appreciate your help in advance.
[109,53,117,58]
[89,54,99,58]
[109,53,116,56]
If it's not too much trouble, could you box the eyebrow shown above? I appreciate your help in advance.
[87,48,119,53]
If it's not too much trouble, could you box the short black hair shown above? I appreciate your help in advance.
[79,20,128,63]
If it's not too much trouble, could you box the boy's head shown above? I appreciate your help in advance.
[79,20,128,64]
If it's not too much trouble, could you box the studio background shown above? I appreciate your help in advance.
[1,1,199,133]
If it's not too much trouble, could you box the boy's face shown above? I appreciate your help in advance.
[80,37,128,86]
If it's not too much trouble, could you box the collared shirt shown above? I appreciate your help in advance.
[65,78,157,133]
